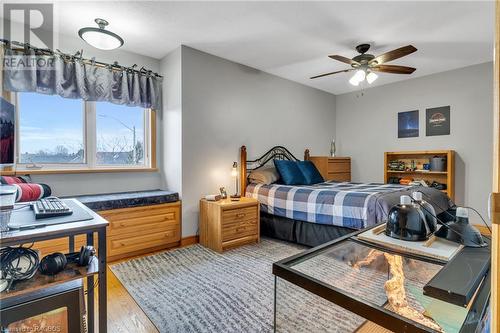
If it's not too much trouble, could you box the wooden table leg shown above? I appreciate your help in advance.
[98,227,107,333]
[86,232,94,333]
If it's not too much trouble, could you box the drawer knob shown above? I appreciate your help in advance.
[236,227,246,232]
[236,213,246,218]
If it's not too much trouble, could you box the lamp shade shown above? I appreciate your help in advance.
[366,72,378,84]
[78,19,124,50]
[349,75,360,86]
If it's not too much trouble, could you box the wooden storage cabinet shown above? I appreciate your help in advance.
[200,198,259,252]
[31,234,97,258]
[100,202,181,261]
[384,150,455,200]
[31,201,181,262]
[308,156,351,182]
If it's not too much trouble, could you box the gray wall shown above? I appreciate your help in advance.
[179,46,336,236]
[335,62,493,221]
[159,47,182,195]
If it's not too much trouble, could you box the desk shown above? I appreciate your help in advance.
[0,199,109,333]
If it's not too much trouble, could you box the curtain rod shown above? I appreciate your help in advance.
[1,39,162,78]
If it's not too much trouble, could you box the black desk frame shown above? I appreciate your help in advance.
[0,206,108,333]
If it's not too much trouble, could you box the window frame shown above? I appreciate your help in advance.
[12,92,156,174]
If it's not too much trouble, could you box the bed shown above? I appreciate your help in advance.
[240,145,454,247]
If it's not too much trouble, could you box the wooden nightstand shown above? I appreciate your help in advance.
[199,197,260,252]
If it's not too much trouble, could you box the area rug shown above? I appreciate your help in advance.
[110,239,377,333]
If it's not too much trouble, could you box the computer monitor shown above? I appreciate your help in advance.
[0,97,15,167]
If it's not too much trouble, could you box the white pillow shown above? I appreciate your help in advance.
[248,167,280,185]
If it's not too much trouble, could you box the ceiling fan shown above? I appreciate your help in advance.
[310,44,417,86]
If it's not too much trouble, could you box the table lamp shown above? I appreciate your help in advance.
[230,162,240,200]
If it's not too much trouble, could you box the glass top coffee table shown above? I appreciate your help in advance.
[272,227,490,333]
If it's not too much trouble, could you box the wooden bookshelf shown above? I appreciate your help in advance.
[384,150,455,200]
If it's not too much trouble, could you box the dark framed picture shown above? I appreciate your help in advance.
[0,97,15,166]
[426,106,450,136]
[398,110,419,138]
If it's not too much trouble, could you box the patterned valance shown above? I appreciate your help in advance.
[2,46,162,111]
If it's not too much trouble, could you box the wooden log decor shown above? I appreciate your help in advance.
[240,145,247,196]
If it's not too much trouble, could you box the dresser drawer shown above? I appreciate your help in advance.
[327,172,351,182]
[222,206,258,226]
[222,222,258,242]
[108,225,179,257]
[327,160,350,173]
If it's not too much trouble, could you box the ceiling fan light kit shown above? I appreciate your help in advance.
[311,43,417,86]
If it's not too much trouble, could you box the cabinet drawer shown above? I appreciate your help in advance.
[100,203,180,236]
[99,204,179,221]
[32,234,97,257]
[106,213,178,236]
[222,223,258,242]
[108,226,179,257]
[222,206,258,226]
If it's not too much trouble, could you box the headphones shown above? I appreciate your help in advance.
[40,246,96,275]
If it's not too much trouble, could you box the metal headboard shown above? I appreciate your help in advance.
[239,145,300,193]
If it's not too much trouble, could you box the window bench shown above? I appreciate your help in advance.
[31,190,181,262]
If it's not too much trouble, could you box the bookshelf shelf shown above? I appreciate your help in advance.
[384,150,455,200]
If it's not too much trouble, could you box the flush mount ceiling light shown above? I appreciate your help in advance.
[78,18,124,50]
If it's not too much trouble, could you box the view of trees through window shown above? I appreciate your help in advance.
[18,93,146,166]
[96,102,145,165]
[19,93,84,164]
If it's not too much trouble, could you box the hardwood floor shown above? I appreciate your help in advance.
[106,266,158,333]
[103,238,198,332]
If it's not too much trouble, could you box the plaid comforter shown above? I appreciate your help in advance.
[246,181,449,229]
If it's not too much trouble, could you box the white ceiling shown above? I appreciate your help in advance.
[8,1,497,94]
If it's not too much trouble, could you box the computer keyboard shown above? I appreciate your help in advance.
[33,197,73,219]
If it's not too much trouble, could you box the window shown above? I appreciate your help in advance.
[96,103,145,166]
[14,93,154,172]
[18,93,84,164]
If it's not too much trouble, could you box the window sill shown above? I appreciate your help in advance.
[7,167,159,175]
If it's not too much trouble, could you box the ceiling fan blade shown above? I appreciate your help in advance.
[370,45,417,65]
[310,69,354,79]
[328,55,359,65]
[371,65,416,74]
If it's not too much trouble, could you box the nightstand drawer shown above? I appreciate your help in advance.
[222,223,258,242]
[222,206,258,225]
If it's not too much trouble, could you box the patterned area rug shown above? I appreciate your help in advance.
[110,239,373,333]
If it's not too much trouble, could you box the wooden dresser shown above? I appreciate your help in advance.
[307,156,351,182]
[30,201,181,262]
[199,197,259,252]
